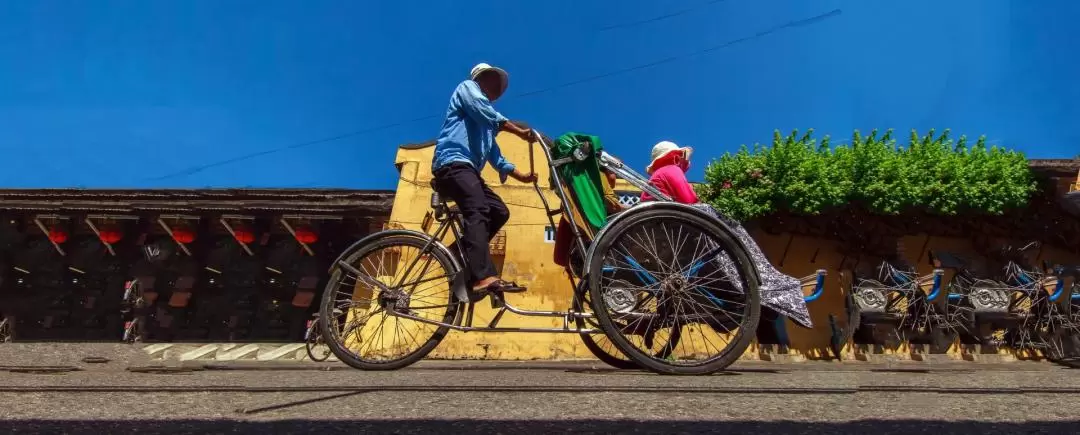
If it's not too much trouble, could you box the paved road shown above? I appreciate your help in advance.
[1,361,1078,434]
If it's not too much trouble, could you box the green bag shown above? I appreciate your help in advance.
[551,133,608,231]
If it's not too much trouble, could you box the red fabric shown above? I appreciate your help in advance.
[640,164,699,204]
[552,218,574,267]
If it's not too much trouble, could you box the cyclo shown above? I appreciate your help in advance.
[318,132,762,375]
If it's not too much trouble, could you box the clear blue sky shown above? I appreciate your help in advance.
[0,0,1076,189]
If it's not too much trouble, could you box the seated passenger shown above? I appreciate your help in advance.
[639,141,813,329]
[640,141,698,204]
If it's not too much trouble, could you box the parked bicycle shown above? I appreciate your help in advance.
[936,244,1080,367]
[304,311,333,362]
[838,255,953,354]
[120,278,146,343]
[318,131,763,375]
[0,316,11,343]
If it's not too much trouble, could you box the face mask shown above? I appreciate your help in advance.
[676,156,690,172]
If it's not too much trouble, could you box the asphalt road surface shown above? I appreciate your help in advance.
[1,360,1078,434]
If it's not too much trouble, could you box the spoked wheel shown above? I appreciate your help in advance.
[305,318,332,362]
[0,318,11,343]
[319,233,460,370]
[587,206,760,375]
[567,243,680,370]
[827,275,861,361]
[1043,328,1080,368]
[573,285,681,370]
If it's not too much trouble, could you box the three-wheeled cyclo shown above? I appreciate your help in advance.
[317,132,769,375]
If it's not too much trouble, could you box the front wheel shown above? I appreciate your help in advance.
[587,206,760,375]
[319,232,460,371]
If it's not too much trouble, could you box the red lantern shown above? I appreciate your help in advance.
[48,227,68,244]
[233,227,255,244]
[294,227,318,244]
[171,227,196,244]
[98,229,123,244]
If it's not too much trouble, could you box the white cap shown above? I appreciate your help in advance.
[469,63,509,98]
[646,141,693,173]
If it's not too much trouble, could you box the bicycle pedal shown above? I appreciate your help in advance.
[489,293,505,309]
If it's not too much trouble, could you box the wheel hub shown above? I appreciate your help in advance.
[661,275,689,295]
[379,288,411,313]
[603,283,637,314]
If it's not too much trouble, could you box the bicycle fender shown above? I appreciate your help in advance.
[583,201,762,285]
[329,229,468,301]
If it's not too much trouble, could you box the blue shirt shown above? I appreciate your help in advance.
[431,80,515,182]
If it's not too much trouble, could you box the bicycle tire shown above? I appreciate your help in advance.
[837,280,861,359]
[587,206,760,375]
[319,232,459,371]
[305,321,331,362]
[573,285,682,369]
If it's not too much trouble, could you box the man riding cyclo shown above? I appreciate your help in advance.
[431,63,538,297]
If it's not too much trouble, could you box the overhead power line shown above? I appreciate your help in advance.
[598,0,729,32]
[147,8,843,182]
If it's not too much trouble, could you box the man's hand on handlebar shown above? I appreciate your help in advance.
[509,168,538,183]
[501,121,535,142]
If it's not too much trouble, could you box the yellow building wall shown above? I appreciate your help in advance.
[382,133,1080,361]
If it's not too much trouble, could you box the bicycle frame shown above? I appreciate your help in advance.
[338,130,745,338]
[353,132,669,335]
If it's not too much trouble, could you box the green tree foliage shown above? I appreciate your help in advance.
[703,129,1037,221]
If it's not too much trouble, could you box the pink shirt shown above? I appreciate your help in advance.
[640,164,699,204]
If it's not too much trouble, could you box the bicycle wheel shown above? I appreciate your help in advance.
[587,206,760,375]
[574,288,682,370]
[305,319,332,362]
[567,240,680,369]
[319,232,459,371]
[0,319,11,343]
[827,275,860,361]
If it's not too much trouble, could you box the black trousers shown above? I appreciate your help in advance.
[432,163,510,284]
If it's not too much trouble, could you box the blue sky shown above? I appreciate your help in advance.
[0,0,1076,189]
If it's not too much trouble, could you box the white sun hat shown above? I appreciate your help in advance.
[646,141,693,173]
[469,63,509,97]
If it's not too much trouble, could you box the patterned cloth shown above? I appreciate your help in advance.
[690,203,813,329]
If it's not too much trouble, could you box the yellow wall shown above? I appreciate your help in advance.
[380,133,1080,361]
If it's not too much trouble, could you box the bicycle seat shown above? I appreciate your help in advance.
[428,182,459,213]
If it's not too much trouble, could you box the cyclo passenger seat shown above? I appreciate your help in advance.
[551,133,624,269]
[550,132,616,233]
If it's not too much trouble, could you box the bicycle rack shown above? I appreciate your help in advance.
[844,258,951,349]
[933,245,1080,358]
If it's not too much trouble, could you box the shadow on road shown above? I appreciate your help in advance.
[0,419,1075,434]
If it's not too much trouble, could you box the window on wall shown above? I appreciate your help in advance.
[616,191,641,208]
[544,225,556,243]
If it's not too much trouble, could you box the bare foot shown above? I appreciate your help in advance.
[472,276,498,291]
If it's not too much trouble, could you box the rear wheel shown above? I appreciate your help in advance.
[567,239,679,370]
[574,287,681,370]
[319,233,459,371]
[587,207,760,375]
